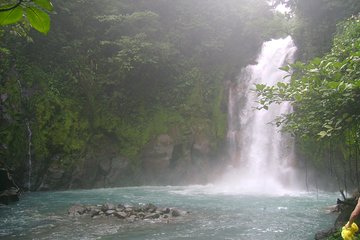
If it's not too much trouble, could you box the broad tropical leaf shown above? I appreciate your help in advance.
[26,7,50,34]
[0,5,23,25]
[33,0,54,11]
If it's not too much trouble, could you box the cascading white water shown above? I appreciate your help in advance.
[26,121,32,191]
[17,78,32,191]
[216,36,298,195]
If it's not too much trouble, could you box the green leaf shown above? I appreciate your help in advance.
[26,7,50,34]
[277,82,286,88]
[294,94,302,101]
[317,131,327,138]
[327,81,339,89]
[33,0,54,11]
[279,65,290,72]
[323,124,333,130]
[323,62,332,69]
[0,5,23,25]
[255,84,266,91]
[309,68,319,73]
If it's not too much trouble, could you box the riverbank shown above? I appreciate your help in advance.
[315,193,359,240]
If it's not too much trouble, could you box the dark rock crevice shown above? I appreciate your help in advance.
[0,167,21,205]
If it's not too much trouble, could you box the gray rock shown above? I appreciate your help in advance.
[137,212,146,219]
[155,210,163,215]
[141,135,174,182]
[314,228,338,240]
[66,203,189,222]
[105,157,130,186]
[127,215,137,222]
[0,167,20,205]
[116,204,125,211]
[90,209,101,217]
[37,162,65,191]
[102,203,115,212]
[161,207,170,214]
[171,209,181,217]
[105,210,116,216]
[143,203,157,212]
[124,207,134,213]
[114,211,127,219]
[68,205,87,216]
[144,213,160,219]
[107,203,116,210]
[99,158,112,174]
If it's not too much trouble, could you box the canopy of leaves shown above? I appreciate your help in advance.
[271,0,360,60]
[256,16,360,141]
[1,0,286,182]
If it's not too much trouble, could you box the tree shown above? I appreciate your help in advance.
[256,16,360,140]
[256,16,360,190]
[1,0,287,187]
[270,0,360,60]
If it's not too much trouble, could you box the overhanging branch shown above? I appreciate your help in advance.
[0,0,23,12]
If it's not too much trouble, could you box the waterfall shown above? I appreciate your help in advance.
[17,78,32,191]
[217,36,298,195]
[26,121,32,191]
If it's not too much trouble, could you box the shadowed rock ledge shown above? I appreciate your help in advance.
[0,167,20,205]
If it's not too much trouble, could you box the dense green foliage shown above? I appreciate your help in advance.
[0,0,285,186]
[256,15,360,190]
[2,0,359,191]
[272,0,360,60]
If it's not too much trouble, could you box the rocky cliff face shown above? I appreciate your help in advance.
[140,133,221,185]
[36,133,226,190]
[37,136,133,190]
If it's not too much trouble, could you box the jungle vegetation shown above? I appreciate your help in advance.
[1,0,284,186]
[1,0,360,190]
[261,0,360,191]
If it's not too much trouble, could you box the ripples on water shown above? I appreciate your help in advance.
[0,186,339,240]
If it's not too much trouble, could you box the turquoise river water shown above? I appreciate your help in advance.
[0,186,339,240]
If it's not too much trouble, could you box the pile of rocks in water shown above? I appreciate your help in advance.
[68,203,189,222]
